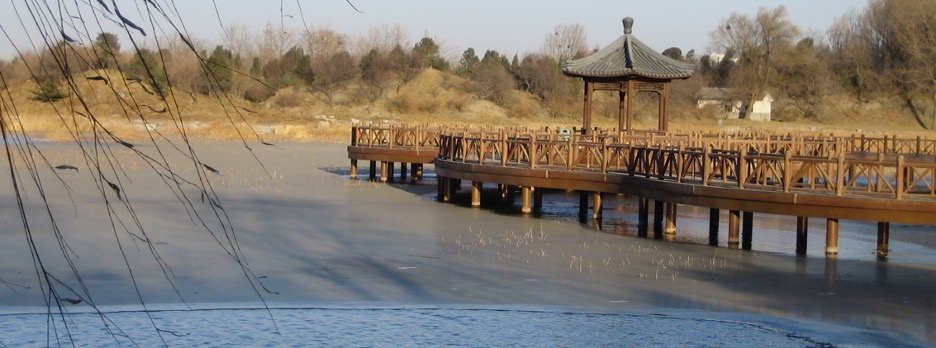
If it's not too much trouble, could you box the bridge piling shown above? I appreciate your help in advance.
[471,181,482,207]
[728,210,741,248]
[400,163,408,182]
[826,218,840,256]
[368,160,377,180]
[521,186,533,214]
[653,200,665,239]
[664,202,677,240]
[796,216,809,255]
[742,212,754,250]
[593,192,604,220]
[380,161,389,182]
[350,159,358,179]
[579,191,589,223]
[638,197,649,238]
[708,208,719,246]
[877,222,890,259]
[533,188,543,209]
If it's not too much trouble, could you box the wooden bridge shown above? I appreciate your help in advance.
[348,124,936,259]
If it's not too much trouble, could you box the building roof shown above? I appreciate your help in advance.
[697,87,771,101]
[562,17,695,80]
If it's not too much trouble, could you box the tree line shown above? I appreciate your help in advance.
[2,0,934,128]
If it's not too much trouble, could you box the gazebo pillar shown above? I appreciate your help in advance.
[625,80,635,131]
[582,81,594,133]
[658,84,670,132]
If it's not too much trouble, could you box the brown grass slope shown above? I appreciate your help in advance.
[2,68,929,143]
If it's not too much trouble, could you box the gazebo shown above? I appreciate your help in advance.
[562,17,694,132]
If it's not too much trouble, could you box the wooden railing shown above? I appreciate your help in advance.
[437,131,936,201]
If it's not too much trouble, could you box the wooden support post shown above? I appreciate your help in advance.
[796,216,808,256]
[593,192,603,220]
[379,161,389,182]
[637,196,649,238]
[439,177,454,202]
[450,179,460,198]
[708,208,719,246]
[653,200,665,239]
[414,164,423,180]
[533,187,543,209]
[826,218,840,256]
[578,191,589,223]
[471,181,482,207]
[877,222,890,259]
[400,162,408,182]
[521,186,533,214]
[728,210,740,249]
[742,211,754,250]
[664,202,677,236]
[350,159,358,179]
[436,176,444,201]
[387,162,395,183]
[369,160,377,180]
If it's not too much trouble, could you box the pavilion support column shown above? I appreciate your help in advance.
[618,90,626,132]
[625,80,635,131]
[708,208,719,246]
[637,196,649,238]
[350,159,358,179]
[728,210,741,249]
[742,211,754,250]
[658,84,670,132]
[582,81,594,133]
[369,160,377,180]
[877,222,890,260]
[653,200,664,239]
[826,218,840,257]
[796,216,809,256]
[593,192,604,220]
[521,186,533,214]
[471,181,483,207]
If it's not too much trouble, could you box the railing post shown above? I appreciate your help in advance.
[601,136,608,174]
[896,155,905,200]
[738,149,747,189]
[530,135,537,169]
[501,130,508,166]
[783,151,792,192]
[702,146,711,186]
[835,151,845,196]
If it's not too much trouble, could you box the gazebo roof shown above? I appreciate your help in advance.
[562,17,695,80]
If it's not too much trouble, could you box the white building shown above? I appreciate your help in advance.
[696,87,773,121]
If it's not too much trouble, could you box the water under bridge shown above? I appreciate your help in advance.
[347,124,936,259]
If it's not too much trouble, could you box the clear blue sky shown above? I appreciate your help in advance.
[1,0,868,60]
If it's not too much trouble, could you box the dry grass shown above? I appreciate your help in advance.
[3,68,932,144]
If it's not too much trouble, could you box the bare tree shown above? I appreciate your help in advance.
[864,0,936,128]
[257,23,298,64]
[350,24,410,58]
[541,23,588,63]
[302,26,348,62]
[711,6,799,117]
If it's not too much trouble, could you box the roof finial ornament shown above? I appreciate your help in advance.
[623,17,634,35]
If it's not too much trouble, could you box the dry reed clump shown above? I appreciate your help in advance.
[271,88,307,108]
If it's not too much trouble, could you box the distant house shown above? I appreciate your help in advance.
[696,87,773,121]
